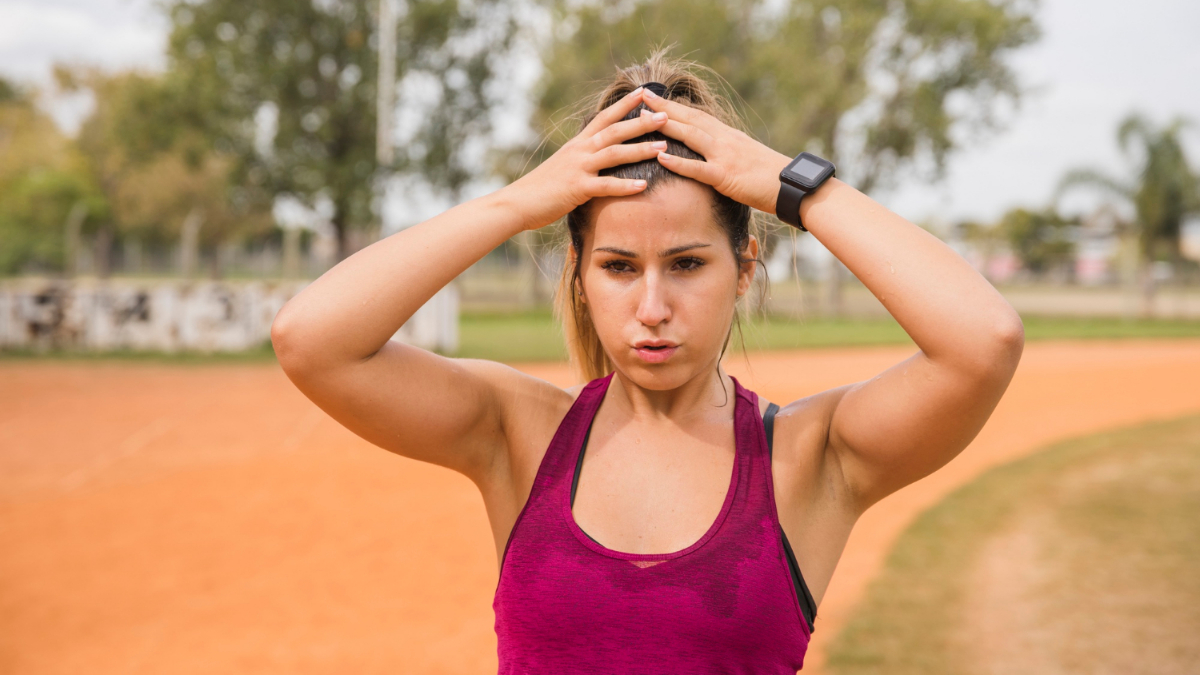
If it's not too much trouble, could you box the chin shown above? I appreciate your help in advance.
[613,358,707,391]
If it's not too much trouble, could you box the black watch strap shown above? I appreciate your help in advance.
[775,181,809,232]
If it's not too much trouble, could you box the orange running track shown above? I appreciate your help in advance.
[2,339,1198,674]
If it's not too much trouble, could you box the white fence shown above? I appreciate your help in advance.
[0,278,458,355]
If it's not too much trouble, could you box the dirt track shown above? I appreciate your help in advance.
[3,339,1200,674]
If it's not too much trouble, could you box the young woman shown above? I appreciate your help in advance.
[271,53,1024,673]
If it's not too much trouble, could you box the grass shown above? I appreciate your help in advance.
[825,413,1200,674]
[460,311,1200,363]
[6,312,1200,364]
[0,340,280,365]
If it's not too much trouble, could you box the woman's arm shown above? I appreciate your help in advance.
[792,179,1024,511]
[639,88,1024,514]
[270,86,666,486]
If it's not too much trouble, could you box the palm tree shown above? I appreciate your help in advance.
[1055,112,1198,317]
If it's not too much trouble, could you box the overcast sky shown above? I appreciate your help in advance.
[3,0,1198,226]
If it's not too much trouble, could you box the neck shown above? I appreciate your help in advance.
[606,359,736,424]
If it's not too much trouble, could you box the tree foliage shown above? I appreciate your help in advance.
[523,0,1040,196]
[1058,112,1198,266]
[0,76,105,275]
[163,0,522,259]
[995,206,1075,277]
[1056,111,1198,314]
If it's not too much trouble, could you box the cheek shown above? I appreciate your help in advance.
[680,274,739,335]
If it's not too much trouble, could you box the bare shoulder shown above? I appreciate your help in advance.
[768,384,859,516]
[469,361,580,506]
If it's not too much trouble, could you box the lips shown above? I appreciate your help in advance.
[633,340,678,364]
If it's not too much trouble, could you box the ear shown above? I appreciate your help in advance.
[568,246,586,303]
[735,234,758,297]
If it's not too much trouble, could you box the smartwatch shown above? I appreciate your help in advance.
[776,151,836,231]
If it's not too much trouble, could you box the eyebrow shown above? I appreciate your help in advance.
[593,243,712,258]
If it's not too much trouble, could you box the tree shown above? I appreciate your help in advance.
[0,76,105,276]
[518,0,1041,312]
[162,0,523,261]
[57,65,275,279]
[1056,112,1199,316]
[994,206,1075,280]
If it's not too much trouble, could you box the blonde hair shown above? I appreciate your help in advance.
[553,48,766,383]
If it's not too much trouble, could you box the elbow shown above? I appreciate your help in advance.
[994,311,1025,354]
[982,311,1025,376]
[270,305,307,374]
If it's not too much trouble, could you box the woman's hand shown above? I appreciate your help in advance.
[506,87,670,231]
[639,87,793,215]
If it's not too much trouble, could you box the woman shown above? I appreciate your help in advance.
[271,52,1024,673]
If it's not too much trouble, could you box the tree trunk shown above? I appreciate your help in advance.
[123,237,143,275]
[282,227,301,278]
[179,207,204,279]
[63,201,87,278]
[333,199,351,262]
[1137,259,1156,319]
[94,224,113,279]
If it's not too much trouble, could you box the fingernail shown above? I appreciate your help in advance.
[658,151,670,160]
[631,86,643,96]
[640,108,651,117]
[644,88,658,99]
[652,112,667,122]
[633,179,647,188]
[651,141,667,150]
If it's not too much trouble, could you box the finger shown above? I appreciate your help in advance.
[656,151,723,187]
[585,176,648,197]
[590,108,668,150]
[640,88,722,134]
[587,140,668,171]
[657,118,716,155]
[581,87,646,138]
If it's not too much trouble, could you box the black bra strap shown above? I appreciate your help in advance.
[570,417,595,509]
[764,402,781,458]
[762,401,818,633]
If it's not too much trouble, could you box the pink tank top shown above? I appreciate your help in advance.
[493,372,813,673]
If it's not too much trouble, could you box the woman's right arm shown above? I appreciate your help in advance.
[269,86,665,489]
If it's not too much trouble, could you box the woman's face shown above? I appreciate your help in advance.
[577,179,757,390]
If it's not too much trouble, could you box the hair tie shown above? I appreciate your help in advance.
[622,81,671,122]
[642,81,670,98]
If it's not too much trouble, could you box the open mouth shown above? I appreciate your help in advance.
[634,343,678,363]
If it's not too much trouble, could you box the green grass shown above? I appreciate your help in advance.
[825,413,1200,674]
[457,309,569,362]
[6,312,1200,364]
[455,312,1200,363]
[0,340,280,365]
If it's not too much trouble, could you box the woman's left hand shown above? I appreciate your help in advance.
[639,87,792,215]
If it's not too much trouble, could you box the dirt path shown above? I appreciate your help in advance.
[3,339,1200,673]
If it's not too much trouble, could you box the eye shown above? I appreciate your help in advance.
[601,260,634,274]
[674,256,706,271]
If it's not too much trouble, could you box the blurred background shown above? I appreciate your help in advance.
[2,0,1199,673]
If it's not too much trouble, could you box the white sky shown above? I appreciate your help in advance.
[2,0,1198,226]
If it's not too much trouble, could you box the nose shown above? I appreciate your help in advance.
[635,271,671,327]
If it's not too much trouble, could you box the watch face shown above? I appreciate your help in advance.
[783,153,834,189]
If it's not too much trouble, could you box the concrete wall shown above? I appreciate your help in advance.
[0,278,458,355]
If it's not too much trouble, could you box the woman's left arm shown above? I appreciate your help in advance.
[641,89,1025,514]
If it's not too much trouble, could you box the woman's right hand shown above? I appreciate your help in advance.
[507,86,671,231]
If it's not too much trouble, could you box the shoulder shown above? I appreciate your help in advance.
[457,358,580,439]
[468,360,587,497]
[765,384,858,515]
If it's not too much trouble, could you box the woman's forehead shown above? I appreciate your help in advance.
[585,181,724,253]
